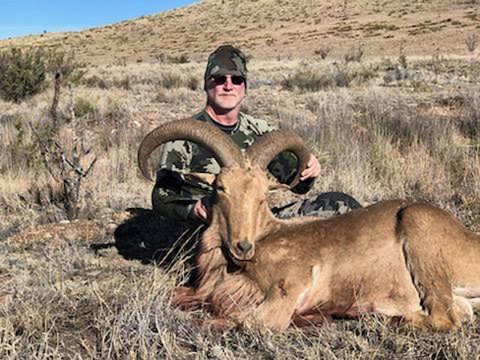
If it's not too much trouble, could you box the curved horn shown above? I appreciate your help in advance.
[246,130,311,188]
[138,118,244,181]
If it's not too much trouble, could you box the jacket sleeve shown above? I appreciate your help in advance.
[252,117,315,194]
[268,152,315,194]
[151,140,205,221]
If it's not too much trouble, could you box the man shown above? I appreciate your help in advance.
[152,45,361,226]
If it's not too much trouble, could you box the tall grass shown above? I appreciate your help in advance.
[273,87,480,213]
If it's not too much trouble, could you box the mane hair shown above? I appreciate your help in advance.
[173,221,267,318]
[209,275,265,318]
[173,222,228,307]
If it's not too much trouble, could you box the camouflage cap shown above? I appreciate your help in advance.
[204,45,247,82]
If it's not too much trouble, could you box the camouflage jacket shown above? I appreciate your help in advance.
[152,110,315,222]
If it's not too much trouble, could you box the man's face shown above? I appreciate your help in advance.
[205,74,245,113]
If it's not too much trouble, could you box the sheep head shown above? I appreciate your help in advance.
[210,162,274,262]
[137,118,311,262]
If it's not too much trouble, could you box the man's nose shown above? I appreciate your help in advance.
[223,77,234,90]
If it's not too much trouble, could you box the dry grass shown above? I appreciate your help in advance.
[1,235,480,359]
[1,52,480,358]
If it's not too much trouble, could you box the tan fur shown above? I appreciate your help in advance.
[172,226,226,307]
[173,165,480,332]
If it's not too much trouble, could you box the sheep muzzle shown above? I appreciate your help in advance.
[229,239,255,262]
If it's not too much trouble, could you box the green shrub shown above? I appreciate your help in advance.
[113,75,132,90]
[170,54,189,64]
[83,75,108,89]
[74,97,96,118]
[104,98,128,123]
[0,47,47,103]
[281,63,377,93]
[159,72,183,89]
[281,67,353,92]
[281,69,333,92]
[187,75,200,90]
[348,64,377,84]
[46,48,84,84]
[314,46,331,59]
[344,45,364,63]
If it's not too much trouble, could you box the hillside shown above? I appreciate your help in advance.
[0,0,478,64]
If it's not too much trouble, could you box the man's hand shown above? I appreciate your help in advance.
[192,197,211,222]
[300,154,320,181]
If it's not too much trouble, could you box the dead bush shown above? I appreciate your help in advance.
[465,33,478,53]
[344,45,364,63]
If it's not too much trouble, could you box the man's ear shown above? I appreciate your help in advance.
[186,172,217,186]
[267,178,290,193]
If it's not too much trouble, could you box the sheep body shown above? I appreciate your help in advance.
[175,197,480,331]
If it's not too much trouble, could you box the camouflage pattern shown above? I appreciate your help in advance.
[152,110,314,221]
[204,45,247,86]
[273,192,362,219]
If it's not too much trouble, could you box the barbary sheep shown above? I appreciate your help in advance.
[138,119,480,331]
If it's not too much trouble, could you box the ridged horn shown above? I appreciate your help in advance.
[246,130,311,188]
[138,118,244,181]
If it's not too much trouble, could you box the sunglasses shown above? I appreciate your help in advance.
[210,75,245,85]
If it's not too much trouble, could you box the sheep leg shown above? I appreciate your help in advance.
[453,286,480,312]
[468,298,480,311]
[453,295,474,322]
[200,318,236,332]
[172,286,199,309]
[402,294,474,330]
[400,264,463,330]
[292,312,331,327]
[398,207,465,331]
[252,295,298,331]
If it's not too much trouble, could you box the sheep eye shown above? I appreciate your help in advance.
[216,185,225,192]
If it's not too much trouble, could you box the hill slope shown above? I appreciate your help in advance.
[1,0,478,64]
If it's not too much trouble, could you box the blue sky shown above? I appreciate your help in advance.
[0,0,198,39]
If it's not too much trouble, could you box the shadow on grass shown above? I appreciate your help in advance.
[91,207,204,271]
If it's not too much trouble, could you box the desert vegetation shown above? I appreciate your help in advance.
[1,41,480,358]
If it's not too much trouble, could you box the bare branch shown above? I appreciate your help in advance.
[84,157,98,178]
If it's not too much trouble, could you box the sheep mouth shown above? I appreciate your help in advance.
[230,256,253,268]
[230,244,255,261]
[232,253,254,264]
[223,245,254,267]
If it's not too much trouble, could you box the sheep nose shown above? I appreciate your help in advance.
[237,241,252,254]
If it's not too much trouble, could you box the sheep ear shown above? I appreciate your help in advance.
[267,178,290,193]
[186,172,217,186]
